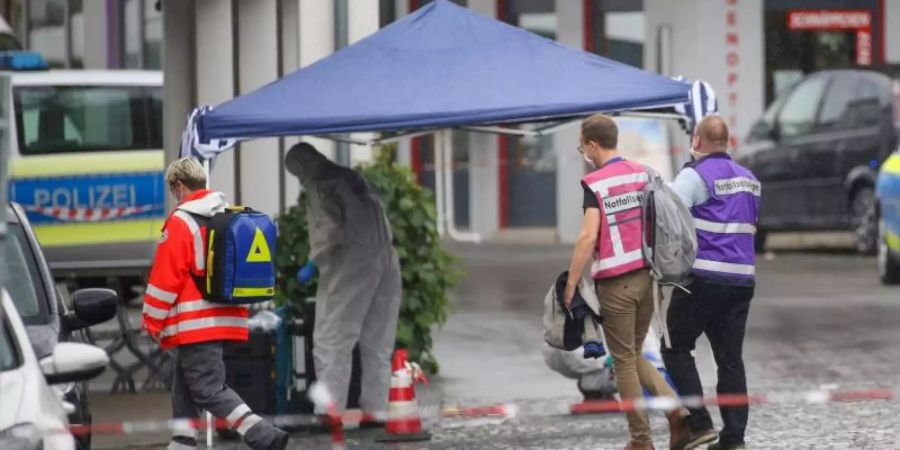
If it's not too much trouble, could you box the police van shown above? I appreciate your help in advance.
[5,52,163,296]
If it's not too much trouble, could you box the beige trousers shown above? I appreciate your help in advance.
[596,268,676,444]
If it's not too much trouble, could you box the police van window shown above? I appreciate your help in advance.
[14,86,162,155]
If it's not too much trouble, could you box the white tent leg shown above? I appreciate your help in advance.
[206,410,213,447]
[441,130,481,243]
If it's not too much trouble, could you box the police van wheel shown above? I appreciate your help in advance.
[877,218,900,285]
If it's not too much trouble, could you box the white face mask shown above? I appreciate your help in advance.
[691,150,706,161]
[583,152,595,167]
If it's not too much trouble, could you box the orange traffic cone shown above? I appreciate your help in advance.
[376,349,431,442]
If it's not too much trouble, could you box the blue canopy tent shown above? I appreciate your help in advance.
[194,0,691,142]
[183,0,704,241]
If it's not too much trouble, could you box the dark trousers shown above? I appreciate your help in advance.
[171,342,281,450]
[661,279,754,447]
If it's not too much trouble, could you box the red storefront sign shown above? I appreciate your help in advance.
[787,10,871,30]
[787,10,872,66]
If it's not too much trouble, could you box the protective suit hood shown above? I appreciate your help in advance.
[286,144,343,186]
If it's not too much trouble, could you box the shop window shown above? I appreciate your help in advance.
[502,0,556,39]
[763,9,861,105]
[27,0,67,67]
[777,76,827,137]
[68,0,83,68]
[123,0,162,69]
[587,0,644,68]
[603,10,644,68]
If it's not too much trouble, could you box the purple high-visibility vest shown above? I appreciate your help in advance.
[689,153,760,286]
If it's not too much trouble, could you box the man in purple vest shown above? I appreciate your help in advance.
[662,116,760,450]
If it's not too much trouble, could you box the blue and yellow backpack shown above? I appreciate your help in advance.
[193,206,277,304]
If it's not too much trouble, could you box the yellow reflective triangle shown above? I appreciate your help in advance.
[246,227,272,263]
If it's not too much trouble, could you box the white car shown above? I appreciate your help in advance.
[0,289,109,450]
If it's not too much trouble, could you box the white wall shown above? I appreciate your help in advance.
[162,0,194,178]
[280,0,301,208]
[466,0,500,240]
[347,0,380,167]
[644,0,764,147]
[195,0,236,202]
[554,0,585,244]
[291,0,338,205]
[886,1,900,63]
[237,0,280,215]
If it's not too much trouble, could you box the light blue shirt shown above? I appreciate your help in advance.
[670,167,709,208]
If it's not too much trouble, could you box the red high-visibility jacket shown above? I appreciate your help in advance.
[141,189,248,349]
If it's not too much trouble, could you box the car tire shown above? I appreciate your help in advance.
[877,218,900,285]
[852,187,878,255]
[754,228,767,254]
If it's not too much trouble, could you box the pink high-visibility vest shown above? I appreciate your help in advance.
[583,159,649,279]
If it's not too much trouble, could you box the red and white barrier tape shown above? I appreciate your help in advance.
[23,386,893,443]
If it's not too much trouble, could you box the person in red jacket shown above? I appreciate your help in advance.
[142,158,288,450]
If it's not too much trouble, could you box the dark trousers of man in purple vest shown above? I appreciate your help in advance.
[663,280,754,448]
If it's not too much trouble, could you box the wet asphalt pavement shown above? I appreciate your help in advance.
[120,242,900,450]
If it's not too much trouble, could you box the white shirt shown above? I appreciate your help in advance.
[670,167,709,207]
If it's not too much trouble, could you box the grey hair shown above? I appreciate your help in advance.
[165,157,207,191]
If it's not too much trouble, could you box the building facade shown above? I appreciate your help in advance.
[5,0,898,243]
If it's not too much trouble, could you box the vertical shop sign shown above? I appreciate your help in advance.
[725,0,740,150]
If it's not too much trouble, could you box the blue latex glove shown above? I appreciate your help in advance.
[583,341,606,359]
[296,260,317,285]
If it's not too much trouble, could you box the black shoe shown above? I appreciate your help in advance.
[679,428,718,450]
[707,443,744,450]
[267,429,290,450]
[359,419,386,430]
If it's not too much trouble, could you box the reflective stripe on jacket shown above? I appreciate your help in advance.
[141,190,248,349]
[583,159,649,279]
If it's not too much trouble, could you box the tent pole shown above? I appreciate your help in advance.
[434,132,446,237]
[202,159,211,189]
[442,129,481,243]
[534,118,582,136]
[461,125,537,137]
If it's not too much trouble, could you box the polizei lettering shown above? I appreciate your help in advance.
[602,192,643,215]
[33,184,138,209]
[714,177,761,197]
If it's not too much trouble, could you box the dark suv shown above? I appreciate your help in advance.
[3,204,117,449]
[739,68,900,253]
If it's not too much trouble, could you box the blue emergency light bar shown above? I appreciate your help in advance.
[0,51,49,71]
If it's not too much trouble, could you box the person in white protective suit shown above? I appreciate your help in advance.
[543,327,670,401]
[285,142,402,425]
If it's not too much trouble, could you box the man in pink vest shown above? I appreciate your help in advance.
[564,114,689,450]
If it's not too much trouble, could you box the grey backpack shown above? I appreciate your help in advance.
[640,168,697,286]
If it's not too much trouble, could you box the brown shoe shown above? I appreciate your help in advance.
[667,408,691,450]
[624,441,656,450]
